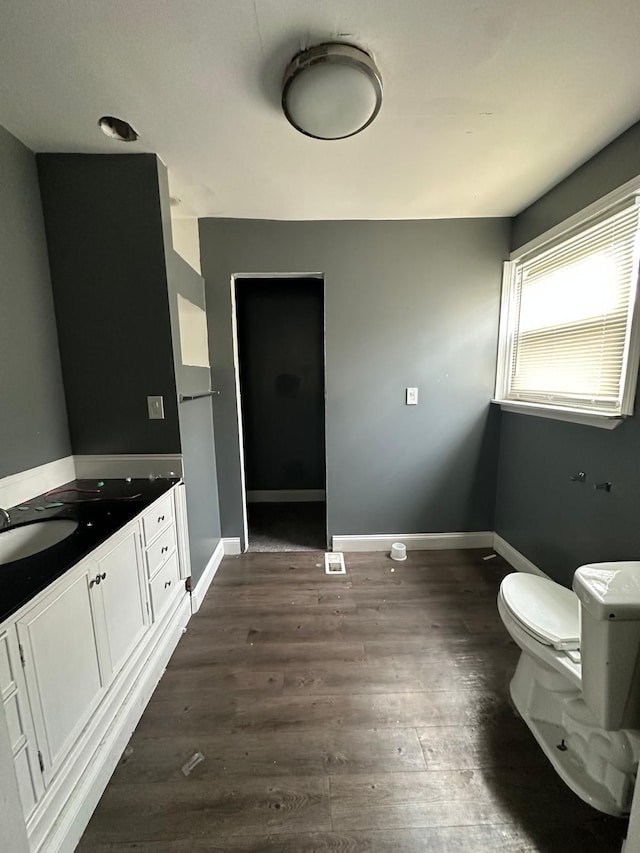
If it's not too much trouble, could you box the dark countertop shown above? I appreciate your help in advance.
[0,477,179,624]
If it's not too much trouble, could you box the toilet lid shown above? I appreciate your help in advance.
[501,573,580,651]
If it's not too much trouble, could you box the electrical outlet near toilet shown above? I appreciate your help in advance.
[406,387,418,405]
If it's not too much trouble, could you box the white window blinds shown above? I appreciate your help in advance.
[505,199,640,414]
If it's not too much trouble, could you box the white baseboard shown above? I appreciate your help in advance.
[36,594,191,853]
[247,489,326,503]
[191,540,224,612]
[74,454,183,480]
[493,534,550,579]
[332,531,494,552]
[223,537,242,555]
[0,456,76,509]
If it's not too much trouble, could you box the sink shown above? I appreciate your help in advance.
[0,520,79,565]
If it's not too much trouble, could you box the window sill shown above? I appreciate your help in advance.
[492,400,625,430]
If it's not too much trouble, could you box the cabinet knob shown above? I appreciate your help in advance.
[158,515,165,523]
[161,546,169,554]
[164,580,172,589]
[94,574,101,585]
[89,578,96,588]
[100,572,107,580]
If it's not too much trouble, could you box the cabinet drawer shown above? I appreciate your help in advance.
[145,523,177,579]
[149,553,180,621]
[141,494,174,545]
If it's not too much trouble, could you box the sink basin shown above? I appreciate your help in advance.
[0,520,79,565]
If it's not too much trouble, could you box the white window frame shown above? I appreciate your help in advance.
[494,176,640,429]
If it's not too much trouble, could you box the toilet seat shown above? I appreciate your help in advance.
[501,573,581,651]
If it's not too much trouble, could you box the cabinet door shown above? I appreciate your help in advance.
[0,626,44,818]
[94,527,149,681]
[17,566,105,784]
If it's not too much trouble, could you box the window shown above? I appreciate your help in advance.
[495,195,640,424]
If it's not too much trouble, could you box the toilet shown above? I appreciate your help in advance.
[498,562,640,816]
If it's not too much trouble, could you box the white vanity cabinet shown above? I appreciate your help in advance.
[1,484,192,853]
[90,526,149,683]
[141,486,186,622]
[16,563,106,787]
[16,518,148,787]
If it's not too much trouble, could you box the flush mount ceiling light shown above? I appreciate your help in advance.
[98,115,139,142]
[282,43,382,140]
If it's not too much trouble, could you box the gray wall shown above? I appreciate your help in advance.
[0,125,70,477]
[37,154,180,455]
[236,277,325,492]
[513,121,640,249]
[496,119,640,586]
[157,161,222,586]
[199,218,510,545]
[165,251,222,584]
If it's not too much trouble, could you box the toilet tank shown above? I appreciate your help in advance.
[573,562,640,731]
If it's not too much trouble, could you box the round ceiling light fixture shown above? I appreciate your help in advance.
[282,43,382,140]
[98,115,139,142]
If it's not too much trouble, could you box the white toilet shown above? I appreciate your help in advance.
[498,562,640,816]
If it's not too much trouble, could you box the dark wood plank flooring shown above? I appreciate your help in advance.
[78,550,627,852]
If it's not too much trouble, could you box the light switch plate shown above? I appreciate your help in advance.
[406,387,418,405]
[147,395,165,420]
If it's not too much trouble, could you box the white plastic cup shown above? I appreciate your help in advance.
[390,542,407,561]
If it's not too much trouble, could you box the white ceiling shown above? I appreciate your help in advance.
[1,1,640,220]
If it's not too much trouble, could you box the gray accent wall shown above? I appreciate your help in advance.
[496,119,640,586]
[37,153,221,587]
[513,121,640,250]
[157,161,222,586]
[37,154,180,455]
[199,218,510,545]
[0,125,71,478]
[165,251,222,584]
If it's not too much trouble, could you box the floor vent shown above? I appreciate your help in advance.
[325,552,346,574]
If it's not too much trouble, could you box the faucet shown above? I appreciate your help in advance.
[0,508,10,529]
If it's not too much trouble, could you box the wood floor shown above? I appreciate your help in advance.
[78,549,628,852]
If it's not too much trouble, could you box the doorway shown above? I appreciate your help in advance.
[233,276,327,551]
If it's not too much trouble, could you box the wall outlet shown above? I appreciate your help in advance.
[406,387,418,405]
[147,395,165,420]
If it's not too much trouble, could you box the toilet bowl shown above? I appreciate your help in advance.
[498,564,640,816]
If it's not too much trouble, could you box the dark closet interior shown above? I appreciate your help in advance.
[235,276,326,551]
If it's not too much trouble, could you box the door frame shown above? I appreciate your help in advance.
[230,272,328,552]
